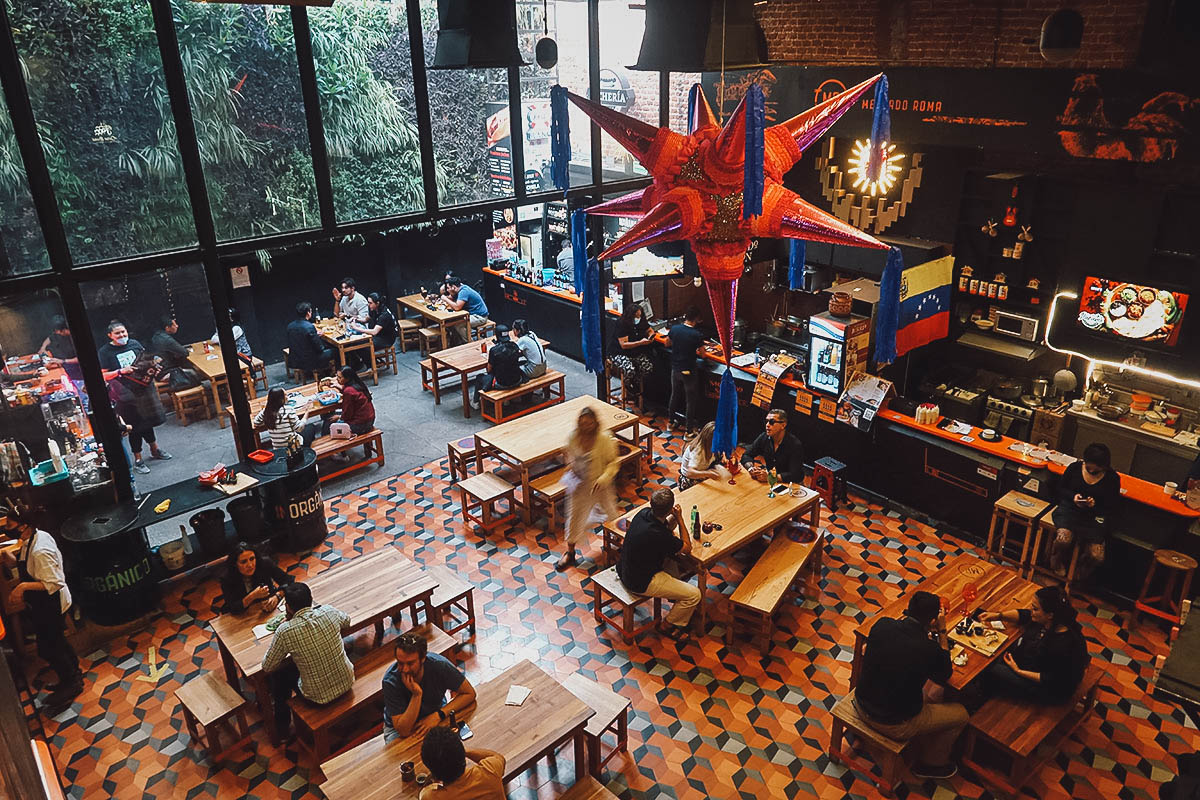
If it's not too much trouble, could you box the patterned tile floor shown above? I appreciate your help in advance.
[30,415,1197,799]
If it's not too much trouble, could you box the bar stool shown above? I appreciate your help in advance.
[1027,507,1082,589]
[604,359,640,414]
[1135,549,1198,629]
[812,456,849,511]
[986,491,1051,572]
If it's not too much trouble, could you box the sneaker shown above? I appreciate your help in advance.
[133,461,150,475]
[469,394,481,410]
[150,449,173,461]
[912,763,957,780]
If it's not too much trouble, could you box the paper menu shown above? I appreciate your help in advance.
[505,685,532,706]
[252,623,273,640]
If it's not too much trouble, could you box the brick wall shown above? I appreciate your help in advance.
[757,0,1149,69]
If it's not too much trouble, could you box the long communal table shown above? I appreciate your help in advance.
[396,293,468,351]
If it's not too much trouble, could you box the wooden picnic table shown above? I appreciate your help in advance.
[225,380,343,459]
[428,337,549,418]
[849,553,1040,691]
[602,472,821,631]
[320,659,594,800]
[395,293,468,351]
[315,320,378,386]
[185,341,263,429]
[209,547,438,744]
[473,395,641,523]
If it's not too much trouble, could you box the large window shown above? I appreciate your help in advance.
[0,86,49,276]
[309,1,425,222]
[9,0,195,264]
[172,3,318,240]
[419,0,512,207]
[597,0,658,182]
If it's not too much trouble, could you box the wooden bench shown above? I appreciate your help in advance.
[828,690,910,797]
[175,672,252,763]
[556,776,620,800]
[289,623,455,763]
[615,422,653,464]
[562,673,631,779]
[727,530,824,652]
[311,428,385,483]
[479,369,565,424]
[962,665,1103,797]
[530,466,569,530]
[420,358,465,395]
[614,439,646,482]
[590,566,661,642]
[456,472,517,532]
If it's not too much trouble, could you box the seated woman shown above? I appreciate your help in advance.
[253,387,318,450]
[220,542,295,614]
[979,586,1089,705]
[678,422,728,490]
[607,304,654,400]
[1050,442,1120,581]
[321,366,376,438]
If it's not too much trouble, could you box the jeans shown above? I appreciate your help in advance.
[669,369,700,429]
[269,659,302,734]
[638,571,701,627]
[856,699,969,766]
[121,433,138,496]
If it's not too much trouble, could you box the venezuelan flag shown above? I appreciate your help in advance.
[896,256,954,356]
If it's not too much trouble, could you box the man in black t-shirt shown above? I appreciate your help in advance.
[471,325,524,409]
[349,293,397,370]
[741,408,805,483]
[616,488,698,641]
[666,306,706,434]
[855,591,968,780]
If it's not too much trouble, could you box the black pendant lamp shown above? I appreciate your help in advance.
[631,0,770,72]
[431,0,528,70]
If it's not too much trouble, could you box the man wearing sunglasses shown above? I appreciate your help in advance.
[741,408,806,484]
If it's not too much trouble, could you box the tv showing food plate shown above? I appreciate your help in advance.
[609,250,684,279]
[1076,276,1188,346]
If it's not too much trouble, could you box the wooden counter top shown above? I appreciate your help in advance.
[483,266,620,315]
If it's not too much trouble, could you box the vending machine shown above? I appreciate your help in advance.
[807,311,871,396]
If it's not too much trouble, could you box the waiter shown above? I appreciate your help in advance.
[1,501,82,712]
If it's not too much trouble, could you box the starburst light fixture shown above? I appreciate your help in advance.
[848,138,904,196]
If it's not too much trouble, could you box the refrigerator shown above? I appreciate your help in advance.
[807,311,871,396]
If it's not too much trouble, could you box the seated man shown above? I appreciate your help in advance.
[333,277,369,324]
[616,487,699,642]
[741,408,805,484]
[383,631,477,742]
[854,590,968,780]
[419,726,505,800]
[441,278,489,344]
[261,582,354,738]
[470,325,524,410]
[286,302,335,376]
[150,315,202,389]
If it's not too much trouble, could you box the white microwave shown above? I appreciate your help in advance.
[993,309,1040,342]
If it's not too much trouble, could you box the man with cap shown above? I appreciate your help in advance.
[470,325,524,410]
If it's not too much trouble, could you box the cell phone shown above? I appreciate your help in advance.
[458,722,473,741]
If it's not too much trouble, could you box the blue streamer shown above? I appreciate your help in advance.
[743,84,765,219]
[550,85,571,192]
[570,208,587,295]
[580,257,604,374]
[874,246,903,366]
[867,75,890,183]
[712,369,739,458]
[788,239,806,291]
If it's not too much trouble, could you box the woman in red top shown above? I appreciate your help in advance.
[322,366,376,436]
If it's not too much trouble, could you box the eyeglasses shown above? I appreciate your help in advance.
[767,418,785,426]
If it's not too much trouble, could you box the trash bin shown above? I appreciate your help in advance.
[61,503,158,626]
[190,509,228,559]
[254,448,326,552]
[227,495,266,543]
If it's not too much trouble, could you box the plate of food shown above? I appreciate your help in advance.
[1078,278,1188,344]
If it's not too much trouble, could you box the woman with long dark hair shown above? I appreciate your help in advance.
[607,303,654,400]
[322,366,375,437]
[220,542,294,614]
[979,585,1089,704]
[253,387,316,449]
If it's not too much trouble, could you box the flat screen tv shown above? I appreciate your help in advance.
[1076,276,1188,347]
[609,250,684,280]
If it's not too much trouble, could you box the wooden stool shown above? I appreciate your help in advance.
[471,319,496,341]
[418,327,441,355]
[175,673,252,763]
[447,437,476,482]
[250,358,269,394]
[603,360,640,413]
[155,378,175,410]
[425,563,477,638]
[811,456,848,511]
[456,472,517,533]
[396,318,421,353]
[590,566,661,642]
[829,691,910,797]
[986,491,1051,573]
[374,343,398,376]
[172,385,211,426]
[1136,549,1199,628]
[562,673,631,779]
[1028,507,1082,589]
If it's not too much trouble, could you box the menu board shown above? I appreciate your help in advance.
[1076,276,1188,347]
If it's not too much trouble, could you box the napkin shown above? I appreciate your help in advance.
[505,685,531,706]
[252,623,273,640]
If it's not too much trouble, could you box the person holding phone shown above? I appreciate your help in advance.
[382,632,477,741]
[1049,443,1120,580]
[419,725,505,799]
[607,303,654,404]
[220,542,294,614]
[978,586,1089,705]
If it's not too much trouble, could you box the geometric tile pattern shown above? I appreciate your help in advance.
[31,415,1198,798]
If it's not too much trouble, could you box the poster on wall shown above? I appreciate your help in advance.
[1076,276,1188,347]
[836,371,895,432]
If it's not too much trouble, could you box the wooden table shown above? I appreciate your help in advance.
[225,381,343,459]
[186,341,262,429]
[429,337,549,418]
[320,659,593,800]
[849,553,1040,691]
[316,320,377,386]
[474,395,641,523]
[396,293,468,351]
[602,473,821,631]
[209,547,438,743]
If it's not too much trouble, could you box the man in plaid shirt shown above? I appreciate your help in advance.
[262,582,354,737]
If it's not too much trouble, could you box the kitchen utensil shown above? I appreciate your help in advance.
[979,429,1000,441]
[1031,377,1051,399]
[973,318,995,330]
[828,291,852,317]
[1098,403,1128,421]
[1053,368,1078,395]
[993,378,1023,401]
[1165,481,1179,495]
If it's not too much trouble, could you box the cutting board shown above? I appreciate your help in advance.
[1142,422,1177,438]
[214,472,259,495]
[947,617,1008,656]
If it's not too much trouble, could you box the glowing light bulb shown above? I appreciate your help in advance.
[847,139,904,197]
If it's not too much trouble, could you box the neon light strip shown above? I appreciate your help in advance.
[1045,291,1200,391]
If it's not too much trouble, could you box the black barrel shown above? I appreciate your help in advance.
[61,503,158,626]
[254,449,326,552]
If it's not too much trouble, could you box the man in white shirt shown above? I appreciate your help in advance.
[1,503,82,712]
[333,277,369,324]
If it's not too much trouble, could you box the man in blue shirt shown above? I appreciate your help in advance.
[382,632,477,742]
[442,278,489,344]
[666,306,706,434]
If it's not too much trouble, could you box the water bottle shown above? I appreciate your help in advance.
[690,505,700,540]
